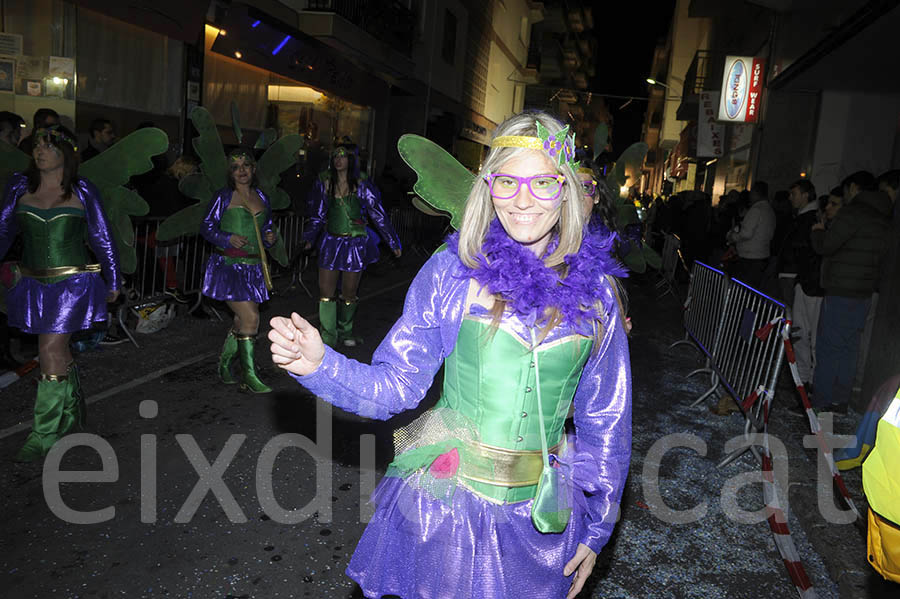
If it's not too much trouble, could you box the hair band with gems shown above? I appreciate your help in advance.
[491,121,579,171]
[35,126,78,152]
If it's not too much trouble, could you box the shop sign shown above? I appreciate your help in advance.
[718,56,765,123]
[698,91,724,157]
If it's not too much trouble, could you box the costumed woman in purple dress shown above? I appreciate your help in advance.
[0,126,120,461]
[270,111,632,598]
[202,148,276,394]
[302,141,401,347]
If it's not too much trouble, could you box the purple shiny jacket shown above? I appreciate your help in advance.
[0,173,120,291]
[200,187,275,249]
[295,248,632,554]
[303,178,401,251]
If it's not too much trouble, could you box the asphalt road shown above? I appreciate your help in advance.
[0,254,862,599]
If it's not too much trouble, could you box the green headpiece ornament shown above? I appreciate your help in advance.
[491,121,579,172]
[35,125,78,152]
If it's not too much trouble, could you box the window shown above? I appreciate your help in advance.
[442,9,457,65]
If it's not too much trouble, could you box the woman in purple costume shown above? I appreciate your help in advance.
[201,148,276,394]
[0,125,119,461]
[270,112,632,598]
[303,141,401,347]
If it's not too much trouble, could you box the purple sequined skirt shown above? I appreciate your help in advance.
[317,229,381,272]
[347,476,586,598]
[7,272,108,334]
[202,255,270,303]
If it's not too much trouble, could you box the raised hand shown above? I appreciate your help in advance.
[564,543,597,599]
[269,312,326,376]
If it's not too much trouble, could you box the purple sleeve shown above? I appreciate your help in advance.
[291,250,466,420]
[200,190,234,248]
[78,179,121,292]
[571,283,632,554]
[0,175,25,260]
[302,179,327,245]
[359,180,401,251]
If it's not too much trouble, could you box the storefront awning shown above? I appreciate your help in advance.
[72,0,208,43]
[211,3,389,109]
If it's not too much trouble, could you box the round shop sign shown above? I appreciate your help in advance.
[725,58,748,120]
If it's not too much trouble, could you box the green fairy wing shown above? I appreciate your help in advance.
[79,127,168,274]
[257,134,304,211]
[607,142,648,197]
[157,107,228,241]
[397,134,475,230]
[593,124,609,161]
[0,143,32,192]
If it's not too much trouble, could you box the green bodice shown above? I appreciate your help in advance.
[220,207,265,261]
[326,194,366,237]
[437,317,592,502]
[15,205,90,270]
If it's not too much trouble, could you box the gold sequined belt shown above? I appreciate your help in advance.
[214,248,260,258]
[458,440,560,488]
[19,263,101,278]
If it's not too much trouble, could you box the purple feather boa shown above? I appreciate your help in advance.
[446,219,628,329]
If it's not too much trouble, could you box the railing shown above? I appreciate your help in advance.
[683,49,712,95]
[305,0,415,56]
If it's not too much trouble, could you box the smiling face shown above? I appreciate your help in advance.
[490,149,564,257]
[229,155,255,186]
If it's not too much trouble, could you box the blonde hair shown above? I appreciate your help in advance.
[457,111,586,270]
[457,111,597,342]
[167,155,199,181]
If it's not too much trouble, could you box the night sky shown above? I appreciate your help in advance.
[590,2,675,154]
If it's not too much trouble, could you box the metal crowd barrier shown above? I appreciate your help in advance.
[389,204,452,256]
[670,265,789,465]
[669,261,732,407]
[655,233,688,300]
[118,212,308,347]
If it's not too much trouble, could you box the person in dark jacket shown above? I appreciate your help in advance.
[811,171,892,412]
[777,179,823,392]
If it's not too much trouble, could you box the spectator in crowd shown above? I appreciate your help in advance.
[777,179,823,401]
[143,155,199,303]
[726,181,775,288]
[811,171,892,412]
[823,187,844,225]
[81,118,116,161]
[0,111,25,147]
[878,170,898,217]
[18,108,60,155]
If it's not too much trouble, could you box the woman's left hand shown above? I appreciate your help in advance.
[564,543,597,599]
[106,289,121,303]
[265,230,276,244]
[393,248,402,258]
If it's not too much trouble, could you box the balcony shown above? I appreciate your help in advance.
[676,50,716,121]
[305,0,415,56]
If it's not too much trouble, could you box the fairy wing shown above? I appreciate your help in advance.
[257,134,304,211]
[78,127,168,274]
[397,134,474,230]
[593,124,609,161]
[607,142,648,196]
[157,107,227,241]
[0,143,32,192]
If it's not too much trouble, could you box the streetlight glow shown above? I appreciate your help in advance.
[646,78,657,85]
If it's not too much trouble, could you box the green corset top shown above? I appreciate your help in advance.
[326,194,366,237]
[437,317,592,502]
[15,205,90,270]
[220,207,265,254]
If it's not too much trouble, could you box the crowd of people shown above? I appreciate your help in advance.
[643,170,897,415]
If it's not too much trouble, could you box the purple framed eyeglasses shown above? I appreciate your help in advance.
[483,173,566,201]
[580,179,599,198]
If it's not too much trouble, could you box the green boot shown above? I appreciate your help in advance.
[318,298,338,347]
[218,329,239,384]
[59,362,86,436]
[235,333,272,394]
[15,374,67,462]
[337,297,360,347]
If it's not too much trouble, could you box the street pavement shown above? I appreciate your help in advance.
[0,253,892,598]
